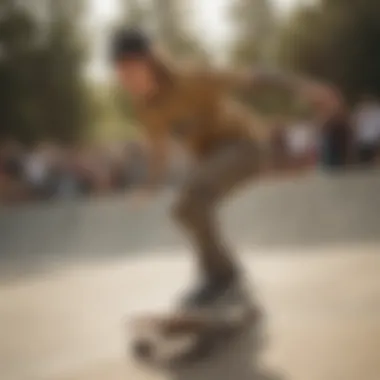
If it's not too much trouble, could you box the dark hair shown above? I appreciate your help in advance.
[109,27,151,64]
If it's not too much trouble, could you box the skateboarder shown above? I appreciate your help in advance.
[109,28,343,308]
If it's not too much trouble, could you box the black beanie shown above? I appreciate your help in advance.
[109,27,151,64]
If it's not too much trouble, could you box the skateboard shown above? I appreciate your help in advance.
[128,304,260,367]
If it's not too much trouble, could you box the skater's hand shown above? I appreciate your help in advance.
[300,81,344,117]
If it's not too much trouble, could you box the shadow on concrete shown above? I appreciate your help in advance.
[155,284,285,380]
[169,326,281,380]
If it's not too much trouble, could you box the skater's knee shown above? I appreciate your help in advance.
[172,197,201,226]
[172,183,214,225]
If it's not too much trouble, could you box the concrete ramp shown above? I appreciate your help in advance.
[1,171,380,380]
[0,170,380,271]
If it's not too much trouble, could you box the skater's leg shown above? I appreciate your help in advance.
[172,139,260,306]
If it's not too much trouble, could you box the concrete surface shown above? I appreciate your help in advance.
[1,171,380,273]
[1,171,380,380]
[1,245,380,380]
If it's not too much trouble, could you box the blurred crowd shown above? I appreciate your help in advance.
[0,140,151,204]
[271,96,380,173]
[1,96,380,205]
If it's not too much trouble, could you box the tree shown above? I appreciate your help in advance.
[0,0,91,144]
[228,0,276,66]
[278,0,380,102]
[37,0,91,143]
[0,0,40,142]
[118,0,148,27]
[226,0,287,115]
[148,0,207,61]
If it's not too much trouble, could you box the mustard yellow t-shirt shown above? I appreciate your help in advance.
[134,67,269,159]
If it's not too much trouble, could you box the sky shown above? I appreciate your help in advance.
[87,0,301,81]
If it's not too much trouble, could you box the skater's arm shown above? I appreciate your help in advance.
[209,67,306,92]
[211,68,344,113]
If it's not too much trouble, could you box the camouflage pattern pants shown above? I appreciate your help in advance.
[172,139,260,281]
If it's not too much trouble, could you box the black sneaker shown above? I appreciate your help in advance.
[180,273,238,309]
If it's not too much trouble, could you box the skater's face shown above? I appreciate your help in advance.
[115,58,158,99]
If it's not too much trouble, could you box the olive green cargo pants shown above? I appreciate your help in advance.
[172,139,260,281]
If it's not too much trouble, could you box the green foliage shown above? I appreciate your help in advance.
[227,0,286,116]
[149,0,203,58]
[118,0,149,28]
[228,0,276,66]
[0,0,92,144]
[278,0,380,102]
[87,83,139,143]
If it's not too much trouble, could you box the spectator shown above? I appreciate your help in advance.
[2,140,24,180]
[54,147,81,199]
[314,86,352,171]
[90,145,113,194]
[353,95,380,166]
[0,141,25,202]
[286,119,317,172]
[1,141,27,202]
[73,146,96,196]
[270,120,288,174]
[23,143,53,199]
[122,141,148,189]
